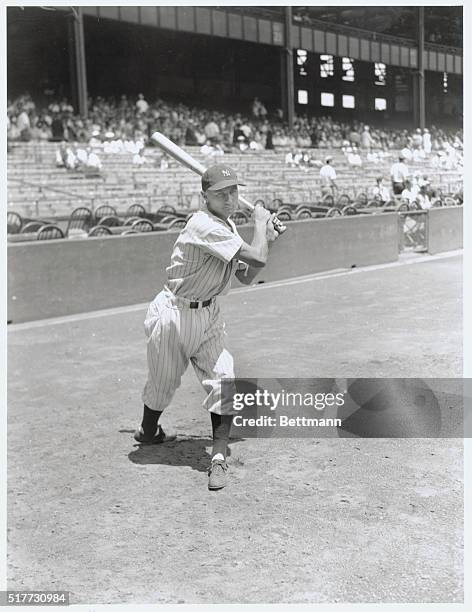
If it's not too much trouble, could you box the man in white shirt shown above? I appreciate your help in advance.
[401,179,418,204]
[136,93,149,114]
[372,176,390,204]
[319,156,337,197]
[416,183,432,209]
[390,155,409,195]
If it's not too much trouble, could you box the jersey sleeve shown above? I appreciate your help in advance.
[187,214,243,263]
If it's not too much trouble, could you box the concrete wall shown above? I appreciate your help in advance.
[427,206,463,255]
[8,214,399,323]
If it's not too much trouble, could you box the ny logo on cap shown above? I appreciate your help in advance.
[222,169,231,177]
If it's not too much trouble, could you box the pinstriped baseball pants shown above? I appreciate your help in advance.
[142,289,236,416]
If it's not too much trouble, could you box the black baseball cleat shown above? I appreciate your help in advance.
[208,459,228,490]
[133,425,176,445]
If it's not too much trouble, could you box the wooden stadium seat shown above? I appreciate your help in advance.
[295,207,313,219]
[7,211,23,234]
[98,215,122,227]
[66,207,93,234]
[342,205,358,216]
[158,204,177,214]
[158,214,178,225]
[37,224,65,240]
[131,218,154,233]
[325,207,342,217]
[321,194,335,207]
[275,207,292,221]
[123,216,143,226]
[355,192,368,206]
[337,194,352,207]
[125,203,146,218]
[88,225,113,237]
[166,217,187,230]
[94,204,118,222]
[21,220,46,233]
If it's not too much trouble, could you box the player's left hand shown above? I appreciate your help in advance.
[266,213,279,242]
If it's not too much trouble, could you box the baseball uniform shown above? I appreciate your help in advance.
[142,209,243,416]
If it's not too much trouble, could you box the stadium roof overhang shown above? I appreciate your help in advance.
[57,5,462,75]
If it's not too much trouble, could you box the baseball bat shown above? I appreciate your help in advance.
[151,131,287,234]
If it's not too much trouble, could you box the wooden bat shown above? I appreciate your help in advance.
[151,131,287,234]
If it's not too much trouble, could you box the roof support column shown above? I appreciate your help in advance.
[413,6,426,128]
[281,6,295,127]
[71,7,88,117]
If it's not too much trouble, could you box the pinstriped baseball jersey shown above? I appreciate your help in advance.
[142,208,242,416]
[166,210,243,301]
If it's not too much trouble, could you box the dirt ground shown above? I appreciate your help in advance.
[7,254,463,604]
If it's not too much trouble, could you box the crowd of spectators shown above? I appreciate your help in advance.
[8,92,463,154]
[7,92,463,190]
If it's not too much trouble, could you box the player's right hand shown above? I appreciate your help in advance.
[254,203,272,224]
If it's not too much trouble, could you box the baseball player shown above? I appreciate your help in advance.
[134,163,277,490]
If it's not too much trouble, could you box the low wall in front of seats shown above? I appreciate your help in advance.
[8,213,399,323]
[427,206,463,255]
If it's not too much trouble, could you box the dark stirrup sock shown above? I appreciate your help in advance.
[210,412,233,459]
[141,405,163,438]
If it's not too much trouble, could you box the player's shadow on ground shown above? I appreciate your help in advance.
[125,434,242,473]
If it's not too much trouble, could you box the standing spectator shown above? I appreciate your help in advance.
[423,128,432,155]
[252,97,262,118]
[390,155,409,195]
[412,128,423,149]
[265,126,274,150]
[349,127,360,147]
[319,156,337,197]
[16,106,31,141]
[136,93,149,114]
[51,112,65,141]
[361,125,373,152]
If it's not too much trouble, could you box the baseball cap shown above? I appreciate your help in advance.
[201,164,245,192]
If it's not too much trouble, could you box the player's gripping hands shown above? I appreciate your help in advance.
[253,203,279,242]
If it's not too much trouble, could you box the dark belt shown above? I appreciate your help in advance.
[189,299,212,309]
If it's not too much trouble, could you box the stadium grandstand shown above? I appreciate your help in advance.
[7,5,462,245]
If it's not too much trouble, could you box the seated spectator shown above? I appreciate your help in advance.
[200,140,224,160]
[401,179,419,204]
[86,148,102,172]
[204,117,221,143]
[372,176,391,204]
[65,147,78,170]
[285,148,302,167]
[400,145,413,162]
[416,183,432,209]
[347,146,362,166]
